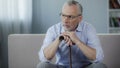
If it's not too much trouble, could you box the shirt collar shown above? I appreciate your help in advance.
[76,20,84,32]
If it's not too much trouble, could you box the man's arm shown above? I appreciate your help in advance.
[43,37,61,60]
[39,26,61,62]
[62,32,96,61]
[75,40,96,60]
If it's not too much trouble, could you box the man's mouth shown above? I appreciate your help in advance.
[63,24,70,28]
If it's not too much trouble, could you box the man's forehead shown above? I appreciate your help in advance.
[62,4,80,15]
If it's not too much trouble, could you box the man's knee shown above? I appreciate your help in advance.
[86,62,107,68]
[94,63,107,68]
[37,62,46,68]
[37,62,56,68]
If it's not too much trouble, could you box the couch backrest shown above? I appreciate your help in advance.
[98,34,120,68]
[8,34,45,68]
[8,34,120,68]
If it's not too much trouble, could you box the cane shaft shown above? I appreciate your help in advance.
[69,46,72,68]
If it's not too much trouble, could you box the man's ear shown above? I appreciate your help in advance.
[79,16,82,21]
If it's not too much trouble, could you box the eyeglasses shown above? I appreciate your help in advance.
[60,13,81,19]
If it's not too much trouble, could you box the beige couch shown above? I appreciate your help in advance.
[8,34,120,68]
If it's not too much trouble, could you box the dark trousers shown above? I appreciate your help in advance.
[37,62,107,68]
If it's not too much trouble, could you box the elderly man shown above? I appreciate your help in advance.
[37,0,106,68]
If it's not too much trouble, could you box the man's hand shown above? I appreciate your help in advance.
[61,31,79,46]
[60,34,73,46]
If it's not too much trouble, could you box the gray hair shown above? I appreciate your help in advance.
[64,0,83,15]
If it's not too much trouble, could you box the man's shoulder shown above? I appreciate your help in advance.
[46,22,62,34]
[82,21,92,26]
[48,22,62,30]
[82,21,95,28]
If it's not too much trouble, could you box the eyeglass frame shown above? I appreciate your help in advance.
[59,13,81,20]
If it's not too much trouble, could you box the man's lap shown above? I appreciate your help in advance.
[37,62,107,68]
[86,62,107,68]
[37,62,65,68]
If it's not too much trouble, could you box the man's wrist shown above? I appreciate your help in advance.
[75,40,82,46]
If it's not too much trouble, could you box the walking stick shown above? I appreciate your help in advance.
[69,45,72,68]
[59,36,72,68]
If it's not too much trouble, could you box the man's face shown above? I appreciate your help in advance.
[61,4,82,31]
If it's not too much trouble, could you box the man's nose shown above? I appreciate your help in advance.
[63,16,69,22]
